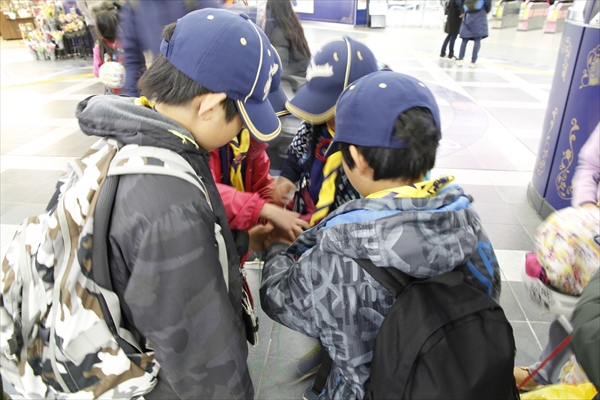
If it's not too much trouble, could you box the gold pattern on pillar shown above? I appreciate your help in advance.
[580,45,600,89]
[536,107,558,176]
[561,37,572,81]
[556,119,579,200]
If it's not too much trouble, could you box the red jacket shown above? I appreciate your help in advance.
[210,137,275,231]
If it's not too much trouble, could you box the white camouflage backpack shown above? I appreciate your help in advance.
[0,138,227,399]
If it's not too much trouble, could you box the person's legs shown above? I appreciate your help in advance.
[457,38,468,66]
[517,317,572,388]
[471,37,482,64]
[448,34,457,58]
[440,34,451,57]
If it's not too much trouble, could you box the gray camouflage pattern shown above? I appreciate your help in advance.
[1,138,160,399]
[261,186,501,399]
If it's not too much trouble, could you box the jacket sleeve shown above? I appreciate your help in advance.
[572,124,600,207]
[259,243,320,338]
[248,150,275,201]
[119,2,146,97]
[279,122,312,184]
[93,44,101,77]
[123,202,250,399]
[485,0,492,13]
[216,183,267,231]
[452,0,463,14]
[570,270,600,390]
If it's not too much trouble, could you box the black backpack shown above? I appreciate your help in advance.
[464,0,484,13]
[310,260,519,400]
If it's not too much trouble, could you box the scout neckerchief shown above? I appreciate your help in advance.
[366,175,456,199]
[229,129,250,192]
[310,124,343,226]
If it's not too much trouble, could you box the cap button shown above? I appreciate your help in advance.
[239,13,250,20]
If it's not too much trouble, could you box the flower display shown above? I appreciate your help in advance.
[41,4,55,19]
[61,13,85,36]
[51,30,63,41]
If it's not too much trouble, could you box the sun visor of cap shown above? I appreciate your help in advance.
[285,84,339,124]
[237,99,282,142]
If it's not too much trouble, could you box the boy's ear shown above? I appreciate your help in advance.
[349,145,369,176]
[197,92,228,120]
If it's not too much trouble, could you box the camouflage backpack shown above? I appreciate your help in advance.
[0,138,227,399]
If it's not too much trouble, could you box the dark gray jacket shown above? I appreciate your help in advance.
[261,184,501,399]
[571,269,600,391]
[268,25,309,78]
[76,96,253,399]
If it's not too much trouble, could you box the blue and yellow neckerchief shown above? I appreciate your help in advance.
[310,124,342,226]
[228,129,250,192]
[367,175,456,199]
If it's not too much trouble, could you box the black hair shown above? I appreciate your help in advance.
[137,22,237,122]
[265,0,311,58]
[95,10,119,63]
[340,107,440,182]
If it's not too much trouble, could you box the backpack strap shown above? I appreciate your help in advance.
[310,259,411,397]
[105,145,228,291]
[353,258,410,297]
[311,351,334,397]
[92,174,120,291]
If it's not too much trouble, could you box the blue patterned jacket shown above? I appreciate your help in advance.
[260,186,501,399]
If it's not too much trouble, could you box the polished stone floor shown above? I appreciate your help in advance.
[1,19,565,399]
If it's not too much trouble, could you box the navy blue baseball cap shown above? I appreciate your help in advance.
[286,37,378,124]
[267,48,290,117]
[160,8,281,142]
[326,71,441,156]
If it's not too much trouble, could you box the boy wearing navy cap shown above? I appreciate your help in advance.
[260,71,501,399]
[272,37,379,227]
[209,53,308,259]
[76,9,281,399]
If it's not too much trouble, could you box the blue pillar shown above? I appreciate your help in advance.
[529,0,600,219]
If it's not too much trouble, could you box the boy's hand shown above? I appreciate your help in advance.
[260,203,309,242]
[272,177,296,207]
[248,224,274,253]
[264,227,294,249]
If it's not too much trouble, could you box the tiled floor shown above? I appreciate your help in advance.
[1,20,566,399]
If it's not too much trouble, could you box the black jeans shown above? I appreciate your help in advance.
[440,34,457,57]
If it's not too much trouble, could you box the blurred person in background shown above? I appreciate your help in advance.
[118,0,222,97]
[264,0,311,78]
[439,0,463,60]
[76,0,104,41]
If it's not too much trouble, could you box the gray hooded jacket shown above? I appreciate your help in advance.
[261,185,501,399]
[76,95,253,399]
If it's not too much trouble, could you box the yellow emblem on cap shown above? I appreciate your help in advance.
[379,83,387,88]
[357,51,363,61]
[240,38,247,46]
[333,52,339,62]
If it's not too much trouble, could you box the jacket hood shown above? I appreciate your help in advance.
[76,95,207,157]
[290,186,478,279]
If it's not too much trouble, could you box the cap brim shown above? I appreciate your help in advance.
[323,140,340,158]
[268,86,290,117]
[286,83,339,124]
[237,99,282,142]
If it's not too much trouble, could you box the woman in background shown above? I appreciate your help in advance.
[440,0,463,60]
[264,0,311,78]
